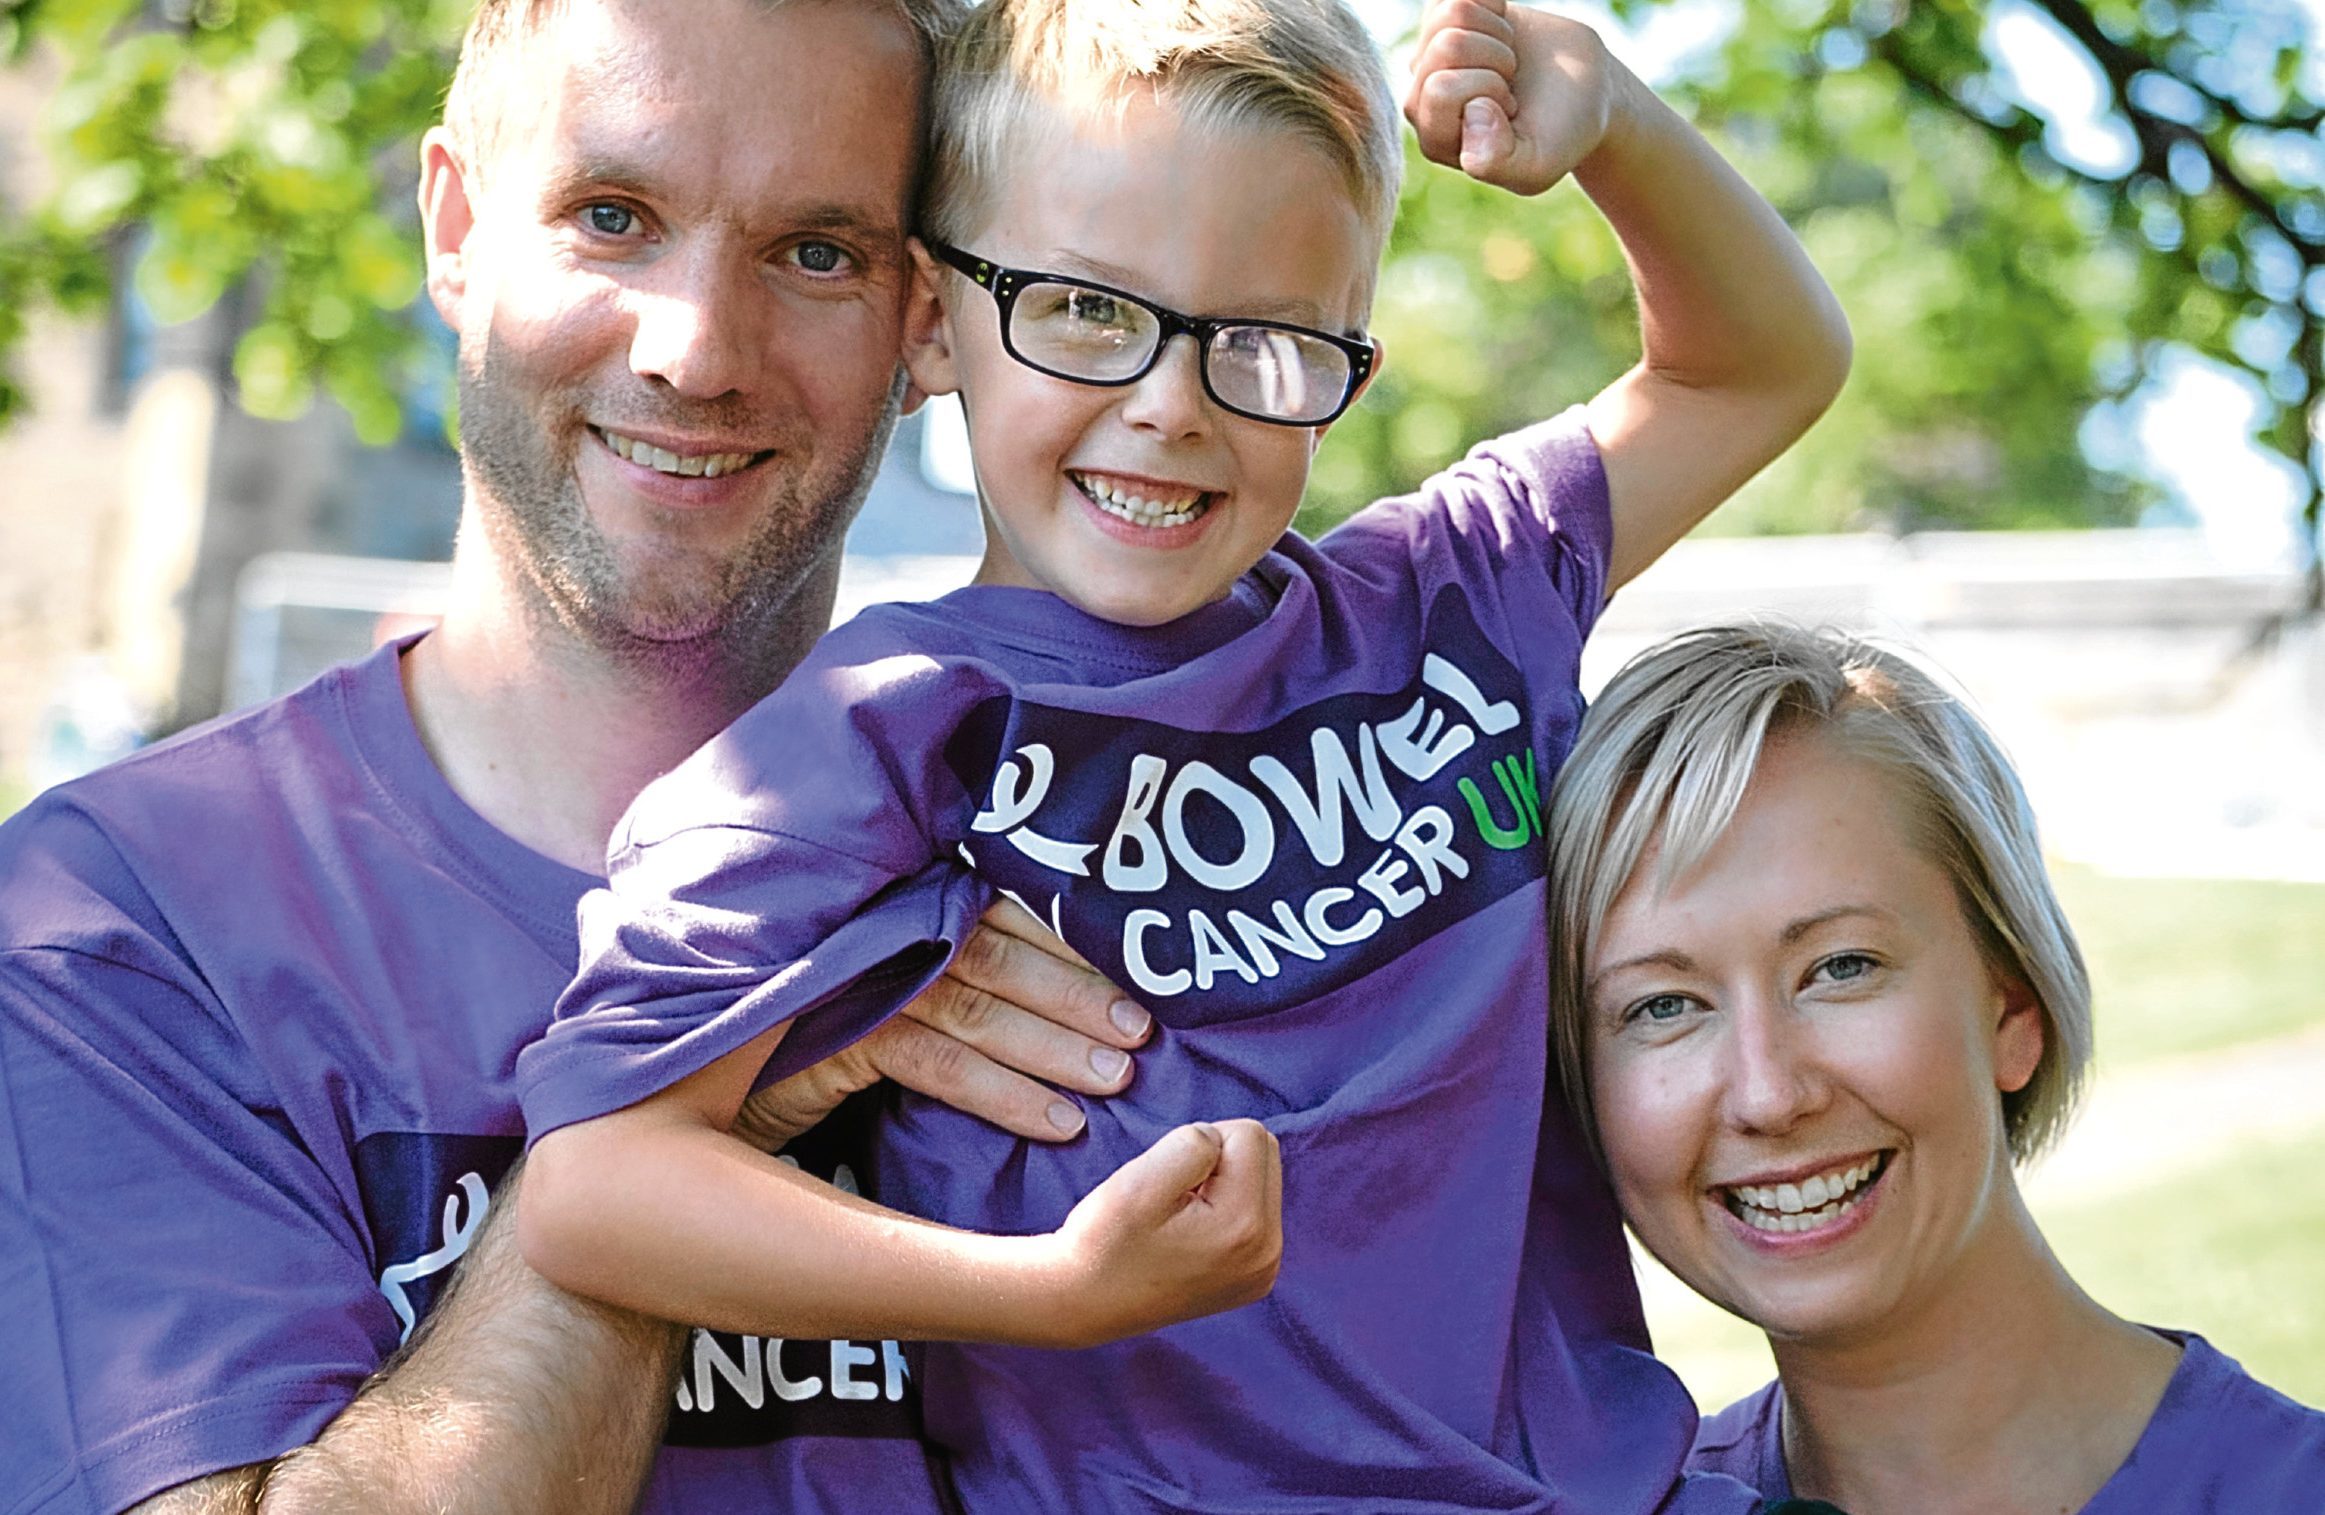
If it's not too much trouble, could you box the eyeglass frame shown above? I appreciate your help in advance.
[927,241,1377,428]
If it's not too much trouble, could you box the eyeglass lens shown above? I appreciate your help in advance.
[1009,279,1353,425]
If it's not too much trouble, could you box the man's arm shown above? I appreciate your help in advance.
[124,1467,266,1515]
[120,904,1141,1515]
[736,897,1151,1149]
[127,1160,681,1515]
[1406,0,1853,589]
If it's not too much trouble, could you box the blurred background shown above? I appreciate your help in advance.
[0,0,2320,1409]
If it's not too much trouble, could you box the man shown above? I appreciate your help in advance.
[0,1,1151,1510]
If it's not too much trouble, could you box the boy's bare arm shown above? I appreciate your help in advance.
[120,907,1146,1515]
[1406,0,1852,590]
[521,1025,1282,1351]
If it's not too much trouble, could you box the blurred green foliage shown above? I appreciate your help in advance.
[0,0,467,443]
[1310,0,2325,548]
[2,0,2320,551]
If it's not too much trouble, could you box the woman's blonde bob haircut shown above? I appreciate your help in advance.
[1546,622,2092,1164]
[920,0,1402,264]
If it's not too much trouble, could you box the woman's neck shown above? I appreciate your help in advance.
[1770,1185,2180,1515]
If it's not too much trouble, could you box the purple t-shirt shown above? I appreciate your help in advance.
[1689,1332,2325,1511]
[0,643,946,1515]
[531,414,1763,1514]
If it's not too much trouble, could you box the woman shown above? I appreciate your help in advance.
[1546,622,2325,1514]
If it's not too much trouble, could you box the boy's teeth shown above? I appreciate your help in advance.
[1073,472,1208,528]
[1726,1155,1883,1234]
[602,430,760,479]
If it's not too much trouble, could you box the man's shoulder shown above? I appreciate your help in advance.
[0,647,395,952]
[23,645,386,820]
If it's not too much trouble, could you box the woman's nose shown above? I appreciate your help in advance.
[1720,997,1830,1136]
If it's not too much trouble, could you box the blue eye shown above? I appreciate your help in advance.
[584,203,636,236]
[793,241,849,275]
[1814,952,1879,985]
[1629,993,1693,1025]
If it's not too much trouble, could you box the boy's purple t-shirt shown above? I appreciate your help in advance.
[531,413,1763,1514]
[1689,1332,2325,1511]
[0,645,947,1515]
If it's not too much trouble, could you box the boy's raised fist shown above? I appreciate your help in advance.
[1405,0,1634,197]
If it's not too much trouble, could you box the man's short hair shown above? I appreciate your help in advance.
[443,0,969,175]
[920,0,1401,268]
[1545,622,2094,1165]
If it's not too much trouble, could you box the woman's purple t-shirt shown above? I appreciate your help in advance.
[1689,1332,2325,1511]
[530,413,1764,1514]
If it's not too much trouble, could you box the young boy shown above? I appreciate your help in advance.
[518,0,1850,1507]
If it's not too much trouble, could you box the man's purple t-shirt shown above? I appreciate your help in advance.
[529,414,1762,1514]
[1689,1332,2325,1511]
[0,644,947,1515]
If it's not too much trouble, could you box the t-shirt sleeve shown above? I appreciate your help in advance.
[0,810,389,1515]
[1325,405,1616,642]
[517,643,993,1140]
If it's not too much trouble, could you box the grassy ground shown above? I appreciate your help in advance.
[2054,864,2325,1069]
[2045,1127,2325,1405]
[1645,864,2325,1413]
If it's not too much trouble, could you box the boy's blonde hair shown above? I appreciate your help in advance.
[922,0,1402,276]
[1546,622,2094,1166]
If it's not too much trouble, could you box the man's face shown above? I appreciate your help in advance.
[423,0,924,658]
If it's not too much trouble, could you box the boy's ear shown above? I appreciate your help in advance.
[418,127,477,328]
[1310,335,1385,452]
[900,237,960,416]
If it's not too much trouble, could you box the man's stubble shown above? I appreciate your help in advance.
[454,322,904,695]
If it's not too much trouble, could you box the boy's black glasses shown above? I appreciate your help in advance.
[929,242,1376,427]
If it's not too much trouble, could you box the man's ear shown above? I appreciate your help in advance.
[899,237,960,416]
[1309,334,1385,454]
[1991,974,2045,1096]
[419,127,478,329]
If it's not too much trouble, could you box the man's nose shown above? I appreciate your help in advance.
[1117,334,1212,440]
[1720,995,1830,1136]
[626,244,764,400]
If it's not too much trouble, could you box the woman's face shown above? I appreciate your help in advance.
[1584,732,2046,1350]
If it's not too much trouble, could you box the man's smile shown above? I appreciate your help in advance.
[594,426,774,480]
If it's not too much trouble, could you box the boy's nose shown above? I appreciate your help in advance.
[1118,334,1213,439]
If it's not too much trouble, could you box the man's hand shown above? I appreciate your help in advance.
[733,898,1152,1149]
[1404,0,1633,197]
[1034,1119,1283,1349]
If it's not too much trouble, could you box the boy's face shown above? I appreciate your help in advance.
[911,96,1377,628]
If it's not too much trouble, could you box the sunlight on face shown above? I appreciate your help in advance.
[1585,732,2046,1351]
[919,96,1375,628]
[442,0,921,652]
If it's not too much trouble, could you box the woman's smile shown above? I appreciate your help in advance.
[1587,731,2044,1346]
